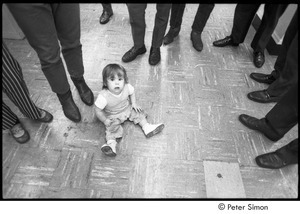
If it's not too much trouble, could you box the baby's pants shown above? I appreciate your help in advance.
[105,106,147,141]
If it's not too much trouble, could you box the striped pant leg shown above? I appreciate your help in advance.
[2,102,19,130]
[2,42,41,121]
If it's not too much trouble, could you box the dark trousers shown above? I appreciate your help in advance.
[267,9,298,97]
[102,3,112,13]
[231,4,287,52]
[266,83,298,139]
[251,4,288,52]
[127,4,171,48]
[276,139,298,164]
[7,3,84,94]
[168,4,214,34]
[2,43,42,130]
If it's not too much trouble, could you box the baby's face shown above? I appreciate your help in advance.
[107,73,125,95]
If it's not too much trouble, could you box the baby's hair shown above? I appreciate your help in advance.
[102,63,129,89]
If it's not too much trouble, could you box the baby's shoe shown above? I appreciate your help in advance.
[143,123,165,138]
[101,140,117,156]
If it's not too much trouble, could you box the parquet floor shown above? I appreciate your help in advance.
[2,4,298,199]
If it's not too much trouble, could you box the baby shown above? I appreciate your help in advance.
[94,63,165,156]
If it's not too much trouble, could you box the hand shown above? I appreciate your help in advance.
[132,104,142,113]
[104,118,113,127]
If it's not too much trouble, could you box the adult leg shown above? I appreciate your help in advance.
[7,4,69,94]
[190,4,214,51]
[251,4,288,53]
[266,83,298,138]
[149,4,171,65]
[122,4,148,63]
[192,4,214,34]
[251,4,288,68]
[7,3,81,122]
[213,4,259,47]
[127,4,147,49]
[163,4,185,45]
[2,42,42,120]
[231,4,260,43]
[267,32,298,97]
[250,8,298,83]
[53,4,94,106]
[151,4,171,48]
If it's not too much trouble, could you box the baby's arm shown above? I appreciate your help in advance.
[129,91,142,112]
[94,106,113,127]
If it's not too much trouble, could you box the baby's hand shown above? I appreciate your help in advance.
[104,118,113,127]
[132,104,142,113]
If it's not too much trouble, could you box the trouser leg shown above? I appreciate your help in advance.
[169,4,186,29]
[267,32,298,97]
[251,4,288,52]
[53,4,84,79]
[2,102,19,130]
[151,4,171,48]
[266,83,298,138]
[191,4,214,33]
[7,3,70,94]
[102,3,113,13]
[2,43,42,121]
[276,139,298,164]
[127,4,147,49]
[231,4,260,43]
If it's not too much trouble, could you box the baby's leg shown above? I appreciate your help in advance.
[129,109,164,138]
[101,119,123,156]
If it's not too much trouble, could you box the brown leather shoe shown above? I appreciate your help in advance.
[10,122,30,144]
[213,36,239,47]
[238,114,281,141]
[255,152,292,169]
[250,73,276,84]
[247,90,281,103]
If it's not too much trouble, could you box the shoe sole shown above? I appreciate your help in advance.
[146,124,165,138]
[101,145,116,157]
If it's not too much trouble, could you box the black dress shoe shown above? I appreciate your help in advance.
[253,51,265,68]
[190,30,203,52]
[71,77,94,106]
[255,152,291,169]
[247,89,281,103]
[122,45,147,63]
[213,36,239,47]
[57,90,81,123]
[163,27,180,45]
[250,73,276,84]
[10,122,30,144]
[238,114,281,141]
[99,10,113,24]
[36,108,53,123]
[149,47,161,66]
